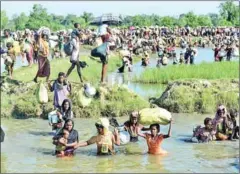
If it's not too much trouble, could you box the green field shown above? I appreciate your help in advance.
[133,61,239,84]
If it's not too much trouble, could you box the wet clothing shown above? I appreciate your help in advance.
[145,133,167,155]
[124,121,143,142]
[87,131,114,155]
[54,119,79,156]
[193,126,216,142]
[56,138,67,151]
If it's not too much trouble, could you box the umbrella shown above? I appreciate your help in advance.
[90,14,122,25]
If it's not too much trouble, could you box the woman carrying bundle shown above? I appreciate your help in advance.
[33,30,50,83]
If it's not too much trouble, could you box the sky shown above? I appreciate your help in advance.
[1,1,229,18]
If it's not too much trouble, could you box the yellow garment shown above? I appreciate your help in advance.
[39,38,49,57]
[87,131,113,154]
[7,47,16,61]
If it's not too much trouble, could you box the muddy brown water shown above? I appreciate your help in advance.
[1,114,239,173]
[1,48,239,173]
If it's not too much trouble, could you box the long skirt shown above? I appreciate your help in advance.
[26,46,33,64]
[37,55,50,77]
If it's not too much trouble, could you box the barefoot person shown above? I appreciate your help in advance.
[99,25,112,83]
[4,42,16,79]
[66,23,84,83]
[33,30,50,83]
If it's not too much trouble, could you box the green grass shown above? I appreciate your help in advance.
[6,55,123,85]
[153,79,239,113]
[133,61,239,84]
[1,55,148,119]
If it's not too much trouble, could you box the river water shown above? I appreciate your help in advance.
[1,47,239,173]
[1,115,239,173]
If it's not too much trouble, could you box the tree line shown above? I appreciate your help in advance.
[1,0,239,31]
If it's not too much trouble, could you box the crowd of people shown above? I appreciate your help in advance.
[1,23,239,157]
[1,24,239,78]
[192,105,239,143]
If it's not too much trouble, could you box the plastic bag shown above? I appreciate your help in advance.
[36,82,48,104]
[139,107,172,125]
[77,88,92,107]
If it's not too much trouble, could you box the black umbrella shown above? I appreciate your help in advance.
[90,14,122,25]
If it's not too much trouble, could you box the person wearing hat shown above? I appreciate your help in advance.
[74,118,120,155]
[141,51,149,66]
[123,111,150,142]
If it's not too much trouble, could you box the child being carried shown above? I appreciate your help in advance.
[55,129,69,157]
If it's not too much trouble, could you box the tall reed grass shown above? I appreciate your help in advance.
[133,61,239,84]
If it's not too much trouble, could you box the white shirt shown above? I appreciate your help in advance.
[98,24,108,36]
[71,37,80,62]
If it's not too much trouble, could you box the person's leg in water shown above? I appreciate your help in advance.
[76,60,83,83]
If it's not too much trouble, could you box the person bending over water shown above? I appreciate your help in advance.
[137,121,172,155]
[74,118,120,155]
